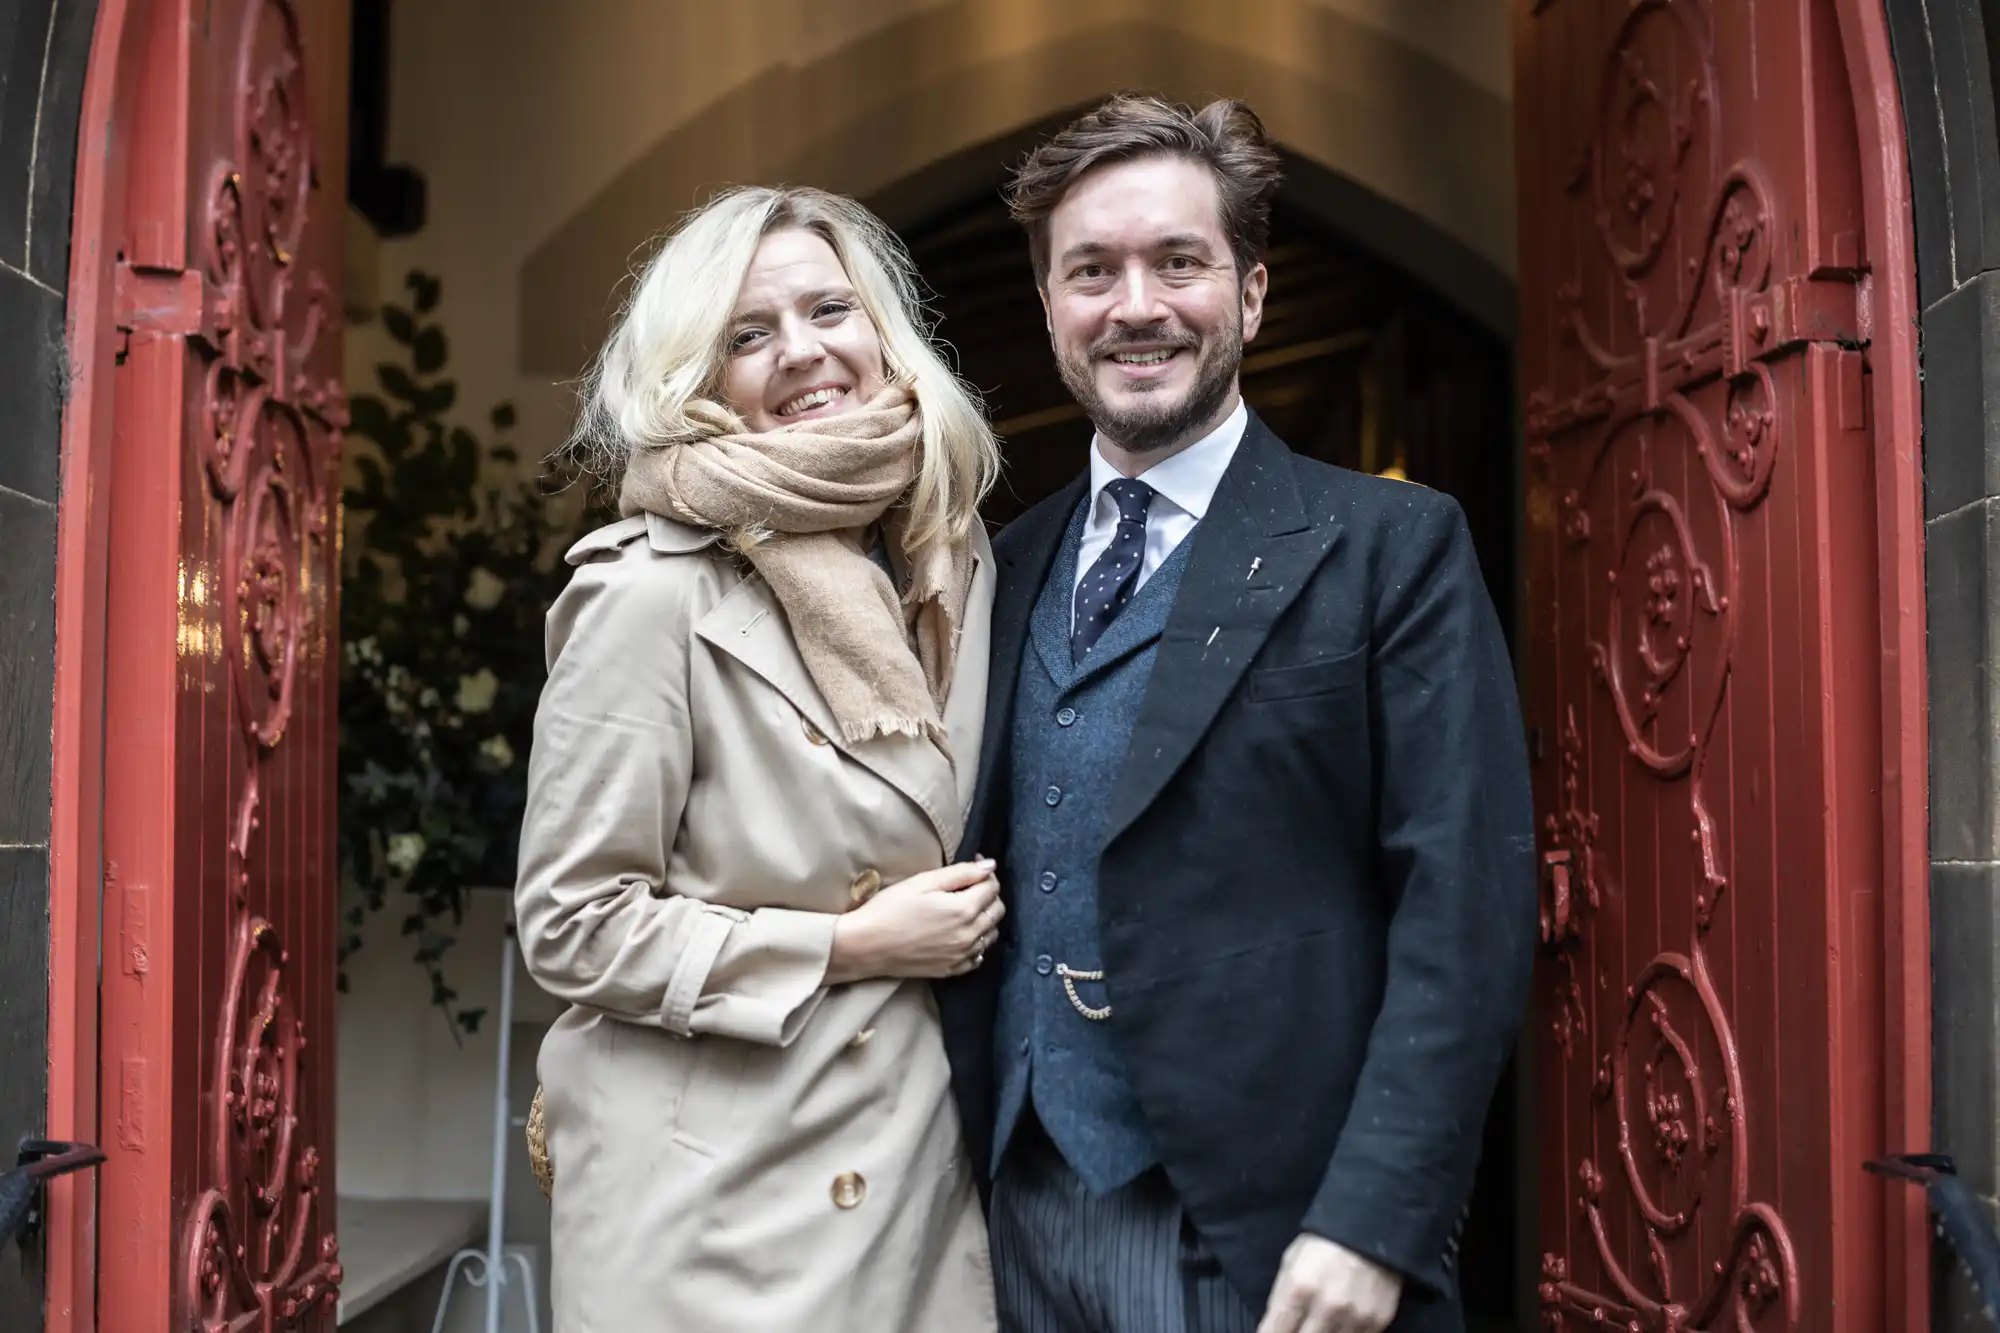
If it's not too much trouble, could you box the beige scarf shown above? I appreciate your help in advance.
[619,385,970,749]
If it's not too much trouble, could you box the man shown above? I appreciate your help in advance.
[936,95,1537,1333]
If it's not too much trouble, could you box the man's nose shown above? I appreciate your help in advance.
[1109,264,1168,326]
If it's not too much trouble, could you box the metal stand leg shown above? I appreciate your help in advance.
[429,919,539,1333]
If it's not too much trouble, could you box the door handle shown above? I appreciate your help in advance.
[1,1140,105,1251]
[1542,848,1574,944]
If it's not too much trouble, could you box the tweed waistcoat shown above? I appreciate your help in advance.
[992,499,1193,1194]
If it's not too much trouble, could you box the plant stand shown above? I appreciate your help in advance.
[430,921,541,1333]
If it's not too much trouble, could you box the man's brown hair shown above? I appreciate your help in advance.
[1004,93,1284,287]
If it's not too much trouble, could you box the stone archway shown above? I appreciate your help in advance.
[515,8,1514,377]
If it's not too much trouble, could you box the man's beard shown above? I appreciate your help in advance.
[1057,319,1243,454]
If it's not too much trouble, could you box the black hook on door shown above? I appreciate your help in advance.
[0,1140,105,1251]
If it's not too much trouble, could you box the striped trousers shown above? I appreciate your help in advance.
[989,1127,1261,1333]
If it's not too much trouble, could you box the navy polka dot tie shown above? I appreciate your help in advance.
[1072,478,1155,662]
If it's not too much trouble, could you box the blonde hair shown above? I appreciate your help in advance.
[566,186,1000,544]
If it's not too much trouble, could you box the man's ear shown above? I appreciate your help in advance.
[1240,262,1270,344]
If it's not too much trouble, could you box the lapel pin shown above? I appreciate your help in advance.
[1247,557,1262,580]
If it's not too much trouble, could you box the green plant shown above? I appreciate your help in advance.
[338,268,604,1035]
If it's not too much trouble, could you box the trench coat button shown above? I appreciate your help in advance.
[1056,706,1078,727]
[1044,785,1062,807]
[831,1172,867,1209]
[848,1027,875,1050]
[849,869,882,905]
[802,716,831,746]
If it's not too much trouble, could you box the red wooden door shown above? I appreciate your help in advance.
[91,0,348,1328]
[1513,2,1929,1330]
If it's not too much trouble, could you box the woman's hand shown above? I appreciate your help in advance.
[825,859,1005,985]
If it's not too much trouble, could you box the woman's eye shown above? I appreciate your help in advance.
[814,301,851,320]
[730,329,764,351]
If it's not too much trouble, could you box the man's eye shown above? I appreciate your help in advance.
[1163,255,1197,271]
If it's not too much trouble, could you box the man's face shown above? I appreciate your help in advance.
[1041,155,1267,455]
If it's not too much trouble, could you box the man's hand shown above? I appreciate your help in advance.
[1255,1234,1403,1333]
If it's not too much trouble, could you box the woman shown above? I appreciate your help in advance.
[517,186,1004,1332]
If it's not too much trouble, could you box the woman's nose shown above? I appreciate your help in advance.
[775,321,825,370]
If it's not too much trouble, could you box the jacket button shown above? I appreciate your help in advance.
[831,1172,867,1209]
[1035,954,1054,976]
[849,869,882,904]
[1044,785,1062,807]
[1056,706,1077,727]
[1038,871,1058,893]
[847,1028,875,1050]
[802,716,831,746]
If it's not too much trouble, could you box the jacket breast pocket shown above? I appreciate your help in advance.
[1247,645,1365,703]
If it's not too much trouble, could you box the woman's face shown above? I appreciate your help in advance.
[719,228,888,431]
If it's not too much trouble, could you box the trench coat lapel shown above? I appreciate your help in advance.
[957,477,1086,859]
[1104,416,1343,846]
[694,542,989,856]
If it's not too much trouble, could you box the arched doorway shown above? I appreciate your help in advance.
[36,2,1934,1331]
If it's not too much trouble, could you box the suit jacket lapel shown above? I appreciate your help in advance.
[1104,417,1343,846]
[958,478,1085,858]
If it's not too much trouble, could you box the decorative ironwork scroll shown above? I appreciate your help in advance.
[1523,3,1862,1328]
[178,1,346,1326]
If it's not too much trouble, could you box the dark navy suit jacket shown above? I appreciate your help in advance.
[936,414,1537,1332]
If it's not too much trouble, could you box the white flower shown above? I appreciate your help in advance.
[464,568,506,611]
[419,687,440,708]
[452,615,470,638]
[456,668,499,714]
[480,734,516,769]
[385,832,426,875]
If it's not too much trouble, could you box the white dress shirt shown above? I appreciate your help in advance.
[1071,399,1248,629]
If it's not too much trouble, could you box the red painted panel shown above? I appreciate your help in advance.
[56,0,349,1328]
[1512,2,1928,1329]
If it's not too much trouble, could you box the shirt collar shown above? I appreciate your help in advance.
[1087,399,1249,520]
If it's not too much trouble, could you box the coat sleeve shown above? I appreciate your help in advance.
[514,549,836,1046]
[1299,492,1538,1295]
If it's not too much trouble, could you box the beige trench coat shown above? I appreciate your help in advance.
[516,511,998,1333]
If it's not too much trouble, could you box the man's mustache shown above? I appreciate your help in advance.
[1088,327,1201,358]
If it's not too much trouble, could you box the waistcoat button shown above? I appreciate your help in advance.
[1035,954,1054,976]
[1044,785,1062,807]
[831,1173,867,1209]
[1038,871,1058,893]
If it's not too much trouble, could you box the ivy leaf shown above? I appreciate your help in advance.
[417,381,458,417]
[382,305,417,346]
[491,402,517,430]
[347,455,387,509]
[457,1008,486,1036]
[413,327,448,375]
[379,364,423,405]
[408,270,443,313]
[348,394,396,446]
